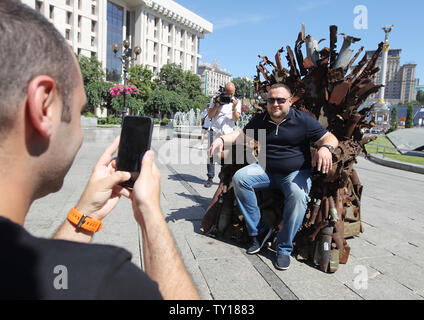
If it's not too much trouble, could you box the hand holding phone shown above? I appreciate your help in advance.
[116,116,154,189]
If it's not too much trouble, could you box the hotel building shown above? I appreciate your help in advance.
[22,0,213,82]
[366,49,417,104]
[197,62,232,98]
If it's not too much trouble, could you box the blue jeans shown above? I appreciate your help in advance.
[232,163,312,256]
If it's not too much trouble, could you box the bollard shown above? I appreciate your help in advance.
[166,120,174,140]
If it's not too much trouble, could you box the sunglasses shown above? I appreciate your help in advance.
[267,97,289,104]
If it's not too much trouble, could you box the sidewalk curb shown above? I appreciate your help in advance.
[367,154,424,175]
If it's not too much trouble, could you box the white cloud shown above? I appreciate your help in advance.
[297,0,332,12]
[213,15,267,30]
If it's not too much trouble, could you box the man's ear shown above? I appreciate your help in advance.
[26,75,57,138]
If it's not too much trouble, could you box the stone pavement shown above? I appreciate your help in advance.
[25,128,424,300]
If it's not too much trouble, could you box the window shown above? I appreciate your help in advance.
[153,43,158,63]
[66,12,72,25]
[66,0,71,6]
[35,1,42,13]
[91,36,95,47]
[91,20,96,32]
[78,15,81,28]
[91,5,96,15]
[65,29,70,40]
[106,2,124,82]
[49,5,54,19]
[126,11,131,39]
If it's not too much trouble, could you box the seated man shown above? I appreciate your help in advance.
[209,83,338,271]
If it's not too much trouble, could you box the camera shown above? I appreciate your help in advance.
[213,86,232,105]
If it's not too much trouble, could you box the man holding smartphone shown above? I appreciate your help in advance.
[204,82,241,188]
[0,0,198,300]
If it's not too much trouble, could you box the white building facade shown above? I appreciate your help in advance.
[197,62,232,98]
[22,0,213,81]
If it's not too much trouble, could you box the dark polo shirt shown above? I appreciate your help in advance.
[243,108,327,175]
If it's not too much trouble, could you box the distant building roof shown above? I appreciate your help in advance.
[197,62,232,77]
[366,49,402,58]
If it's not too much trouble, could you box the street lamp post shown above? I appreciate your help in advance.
[111,40,141,122]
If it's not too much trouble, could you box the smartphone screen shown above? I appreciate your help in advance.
[116,116,153,188]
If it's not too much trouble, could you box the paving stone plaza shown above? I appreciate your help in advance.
[26,128,424,300]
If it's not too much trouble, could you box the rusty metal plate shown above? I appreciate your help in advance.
[329,81,351,105]
[344,221,362,238]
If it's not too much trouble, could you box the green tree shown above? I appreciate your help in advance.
[145,88,197,118]
[233,77,254,99]
[192,94,210,111]
[406,104,414,128]
[169,91,190,114]
[78,56,105,85]
[110,95,143,115]
[144,89,172,118]
[128,65,157,105]
[416,90,424,104]
[78,55,110,114]
[388,106,398,133]
[156,63,185,93]
[85,81,111,114]
[151,63,207,116]
[183,70,203,100]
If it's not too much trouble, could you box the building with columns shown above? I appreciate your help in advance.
[197,62,232,98]
[366,49,417,104]
[21,0,213,81]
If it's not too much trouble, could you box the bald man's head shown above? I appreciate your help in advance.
[225,82,236,97]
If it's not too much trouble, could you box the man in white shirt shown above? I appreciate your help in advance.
[204,82,241,188]
[197,107,212,149]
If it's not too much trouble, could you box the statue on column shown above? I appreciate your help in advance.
[382,25,394,43]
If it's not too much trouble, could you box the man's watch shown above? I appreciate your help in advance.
[320,144,335,154]
[67,207,103,233]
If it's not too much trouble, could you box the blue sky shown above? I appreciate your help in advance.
[177,0,424,84]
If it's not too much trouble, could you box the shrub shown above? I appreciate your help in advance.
[98,115,122,125]
[84,111,97,118]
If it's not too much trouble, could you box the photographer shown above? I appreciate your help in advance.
[204,82,241,188]
[0,1,199,300]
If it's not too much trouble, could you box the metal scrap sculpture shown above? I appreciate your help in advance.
[201,25,381,273]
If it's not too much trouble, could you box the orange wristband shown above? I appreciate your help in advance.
[67,207,103,233]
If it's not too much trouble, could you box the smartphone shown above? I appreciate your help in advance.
[116,116,154,189]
